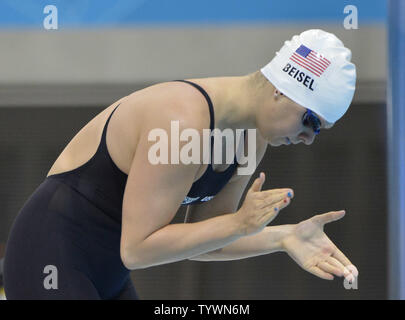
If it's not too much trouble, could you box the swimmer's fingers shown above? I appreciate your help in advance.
[331,248,358,282]
[257,192,290,210]
[311,210,346,227]
[317,261,343,277]
[307,265,334,280]
[326,256,356,281]
[258,196,291,225]
[259,188,294,199]
[248,172,265,193]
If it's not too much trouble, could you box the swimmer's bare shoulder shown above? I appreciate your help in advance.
[120,81,246,270]
[46,81,208,177]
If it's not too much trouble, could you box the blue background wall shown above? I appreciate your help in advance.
[0,0,386,28]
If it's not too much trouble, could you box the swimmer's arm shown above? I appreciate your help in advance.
[187,133,283,262]
[188,225,294,261]
[120,101,247,271]
[186,175,293,261]
[121,154,245,270]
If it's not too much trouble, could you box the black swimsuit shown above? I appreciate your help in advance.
[174,80,244,205]
[3,80,244,299]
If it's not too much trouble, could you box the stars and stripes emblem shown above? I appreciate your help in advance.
[289,45,331,77]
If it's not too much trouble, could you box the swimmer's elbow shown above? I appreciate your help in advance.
[120,245,144,270]
[120,249,135,270]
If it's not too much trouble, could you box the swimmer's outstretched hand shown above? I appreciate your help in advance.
[281,210,359,282]
[234,172,293,236]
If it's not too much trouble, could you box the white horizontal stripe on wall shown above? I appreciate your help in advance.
[0,24,386,105]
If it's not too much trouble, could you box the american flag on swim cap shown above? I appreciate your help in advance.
[289,44,331,77]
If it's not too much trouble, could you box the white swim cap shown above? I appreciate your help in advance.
[260,29,356,124]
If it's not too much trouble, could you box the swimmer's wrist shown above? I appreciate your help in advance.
[230,212,249,237]
[268,224,295,252]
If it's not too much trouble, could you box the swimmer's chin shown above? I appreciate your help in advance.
[268,138,291,147]
[269,142,286,147]
[259,131,291,147]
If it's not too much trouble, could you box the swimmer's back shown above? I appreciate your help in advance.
[47,80,211,180]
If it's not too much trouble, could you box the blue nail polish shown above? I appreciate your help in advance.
[287,192,292,198]
[274,207,278,212]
